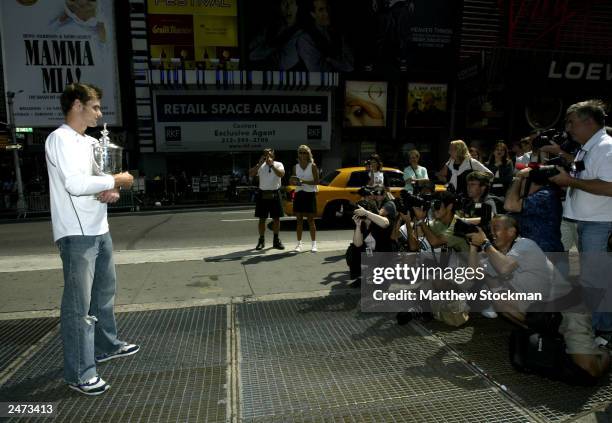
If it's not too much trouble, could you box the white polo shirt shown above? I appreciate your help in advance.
[564,128,612,221]
[45,124,115,242]
[257,161,284,190]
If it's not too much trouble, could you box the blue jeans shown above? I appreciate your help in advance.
[57,232,123,384]
[576,221,612,331]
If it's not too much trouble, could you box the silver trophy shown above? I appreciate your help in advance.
[93,123,123,175]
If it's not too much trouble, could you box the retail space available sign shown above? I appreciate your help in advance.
[152,91,331,152]
[0,0,122,126]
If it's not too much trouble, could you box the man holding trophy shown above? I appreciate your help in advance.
[45,83,138,395]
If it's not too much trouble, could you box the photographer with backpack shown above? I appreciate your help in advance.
[467,215,609,384]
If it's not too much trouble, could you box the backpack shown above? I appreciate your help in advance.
[509,328,599,386]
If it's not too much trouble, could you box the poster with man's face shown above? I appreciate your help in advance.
[405,83,447,127]
[344,81,388,127]
[0,0,121,126]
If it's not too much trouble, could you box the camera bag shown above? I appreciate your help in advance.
[509,328,598,386]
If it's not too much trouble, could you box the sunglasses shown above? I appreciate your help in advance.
[373,191,385,196]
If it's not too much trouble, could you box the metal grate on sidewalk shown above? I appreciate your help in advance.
[0,317,58,375]
[0,306,227,423]
[237,296,532,422]
[421,315,612,422]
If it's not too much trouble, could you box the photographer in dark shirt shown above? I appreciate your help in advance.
[459,171,499,229]
[504,167,565,273]
[348,185,397,287]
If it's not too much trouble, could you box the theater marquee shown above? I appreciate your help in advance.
[152,91,331,152]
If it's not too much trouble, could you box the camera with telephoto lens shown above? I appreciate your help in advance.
[528,156,575,186]
[355,199,378,220]
[531,129,581,154]
[357,186,373,197]
[453,218,480,238]
[456,194,492,235]
[397,190,434,215]
[532,129,566,150]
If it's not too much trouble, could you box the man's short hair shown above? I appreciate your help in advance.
[566,99,607,127]
[436,191,457,212]
[492,214,520,236]
[60,83,102,116]
[466,171,491,187]
[263,148,275,159]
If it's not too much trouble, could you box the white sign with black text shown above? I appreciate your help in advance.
[152,90,331,152]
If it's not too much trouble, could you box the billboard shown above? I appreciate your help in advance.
[244,0,354,72]
[0,0,122,127]
[406,82,447,127]
[152,90,331,152]
[344,81,388,127]
[146,0,238,70]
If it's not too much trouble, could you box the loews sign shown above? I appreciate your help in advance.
[548,60,612,81]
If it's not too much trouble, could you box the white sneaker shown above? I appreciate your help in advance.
[68,376,110,396]
[311,242,318,252]
[294,242,303,252]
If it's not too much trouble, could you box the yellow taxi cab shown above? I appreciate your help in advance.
[282,166,406,223]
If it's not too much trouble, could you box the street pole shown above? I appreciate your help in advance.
[6,91,27,217]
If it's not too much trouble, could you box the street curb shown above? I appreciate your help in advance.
[0,203,255,224]
[0,288,358,321]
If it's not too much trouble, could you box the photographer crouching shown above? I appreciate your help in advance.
[466,215,609,384]
[504,165,566,276]
[547,100,612,337]
[346,186,397,288]
[396,191,473,326]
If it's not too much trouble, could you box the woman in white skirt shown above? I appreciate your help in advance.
[290,145,319,252]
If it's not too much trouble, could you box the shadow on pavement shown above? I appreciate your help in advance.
[322,253,345,264]
[204,248,262,263]
[0,369,65,402]
[242,251,296,265]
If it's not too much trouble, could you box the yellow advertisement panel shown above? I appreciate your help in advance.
[147,0,237,16]
[194,15,237,47]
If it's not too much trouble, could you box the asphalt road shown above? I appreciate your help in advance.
[0,206,353,256]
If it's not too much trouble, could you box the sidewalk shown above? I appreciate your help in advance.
[1,245,612,422]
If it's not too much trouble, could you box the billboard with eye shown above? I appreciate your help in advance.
[344,81,388,128]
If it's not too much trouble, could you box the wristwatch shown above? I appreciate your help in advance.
[481,240,493,251]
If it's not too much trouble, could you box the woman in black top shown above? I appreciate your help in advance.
[486,142,514,198]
